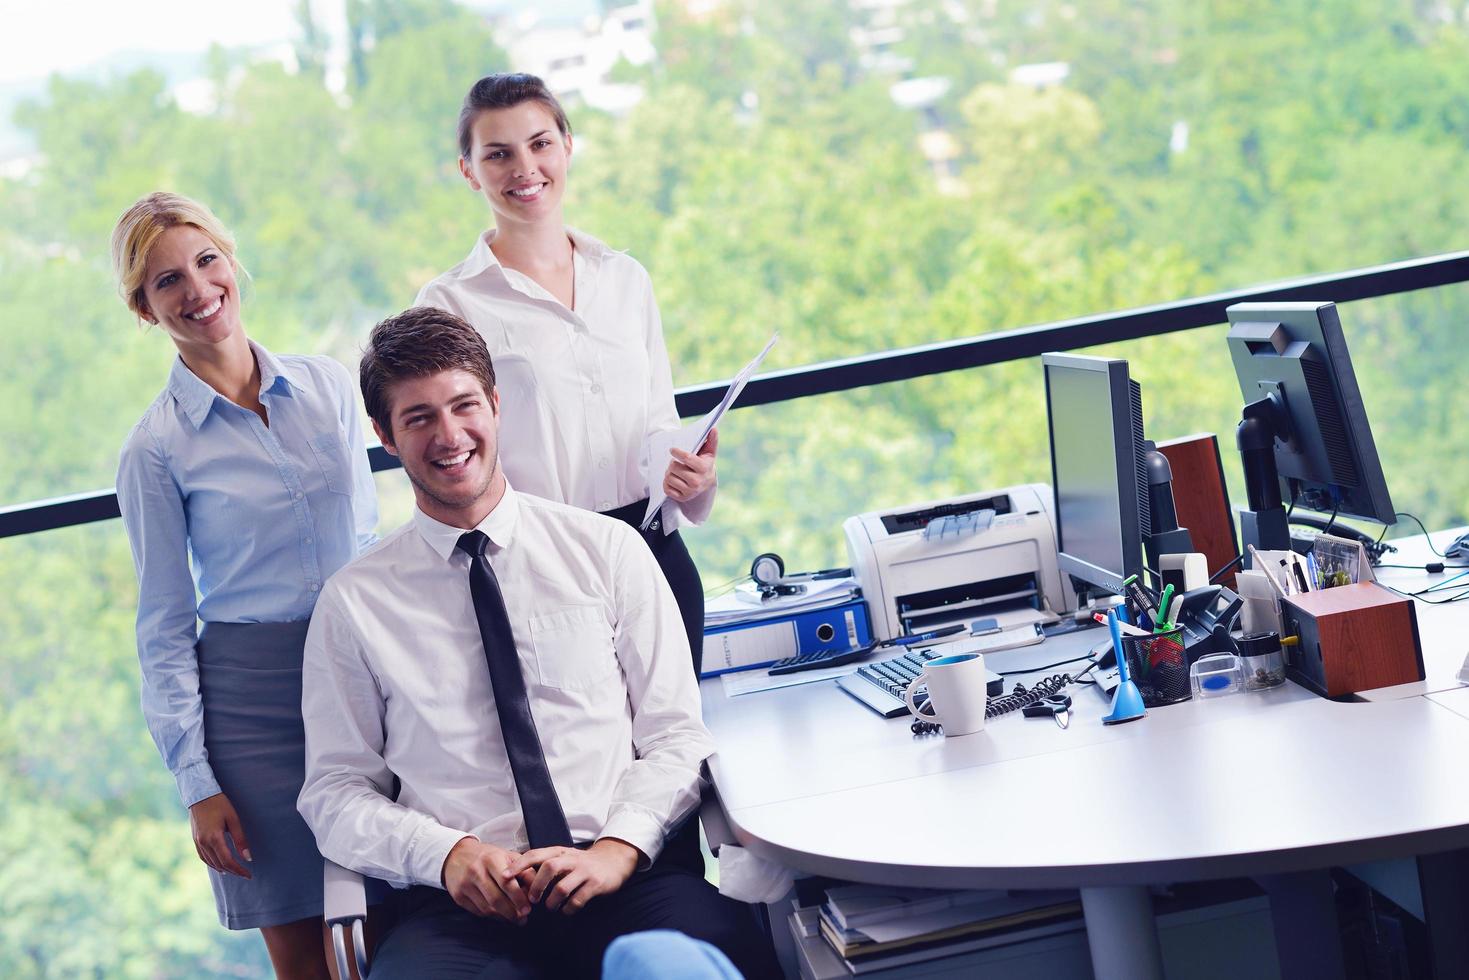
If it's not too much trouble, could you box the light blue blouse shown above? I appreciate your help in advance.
[116,341,378,807]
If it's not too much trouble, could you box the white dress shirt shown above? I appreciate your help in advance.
[415,228,713,531]
[298,485,714,889]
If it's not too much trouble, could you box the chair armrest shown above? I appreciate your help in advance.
[324,859,368,922]
[324,860,369,977]
[699,785,736,855]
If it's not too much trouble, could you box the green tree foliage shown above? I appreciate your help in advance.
[1,1,1467,973]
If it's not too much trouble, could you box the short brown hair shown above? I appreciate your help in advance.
[457,73,571,160]
[111,192,241,320]
[360,306,497,437]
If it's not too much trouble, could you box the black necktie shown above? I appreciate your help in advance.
[456,530,573,849]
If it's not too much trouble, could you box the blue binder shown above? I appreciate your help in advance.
[701,599,872,677]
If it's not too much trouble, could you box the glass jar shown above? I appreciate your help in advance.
[1236,631,1287,691]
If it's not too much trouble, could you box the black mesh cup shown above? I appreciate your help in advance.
[1120,626,1191,706]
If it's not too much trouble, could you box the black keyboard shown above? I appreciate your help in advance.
[767,644,876,676]
[836,649,1005,718]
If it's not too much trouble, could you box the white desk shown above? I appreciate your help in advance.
[1426,684,1469,721]
[701,578,1469,980]
[1361,525,1469,698]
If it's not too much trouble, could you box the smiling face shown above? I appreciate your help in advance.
[375,368,505,528]
[138,224,242,355]
[459,101,573,229]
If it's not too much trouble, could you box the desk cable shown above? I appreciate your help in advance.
[910,654,1102,736]
[1372,512,1469,603]
[1389,512,1469,565]
[1381,572,1469,605]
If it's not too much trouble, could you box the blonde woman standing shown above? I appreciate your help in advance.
[112,192,377,977]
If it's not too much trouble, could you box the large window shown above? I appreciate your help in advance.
[3,1,1467,973]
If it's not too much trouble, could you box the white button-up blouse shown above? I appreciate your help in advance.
[414,228,713,530]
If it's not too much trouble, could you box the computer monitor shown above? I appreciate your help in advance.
[1225,302,1395,556]
[1042,353,1151,596]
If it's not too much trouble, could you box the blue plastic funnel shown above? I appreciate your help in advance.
[1102,608,1147,725]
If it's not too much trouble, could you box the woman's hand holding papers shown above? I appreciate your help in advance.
[663,427,718,502]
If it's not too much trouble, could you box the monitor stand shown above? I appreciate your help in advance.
[1236,399,1292,558]
[1142,445,1195,581]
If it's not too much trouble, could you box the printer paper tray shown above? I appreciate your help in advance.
[902,590,1045,632]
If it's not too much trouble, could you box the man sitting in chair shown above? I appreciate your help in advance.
[297,307,776,978]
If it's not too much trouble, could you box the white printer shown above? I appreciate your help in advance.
[843,484,1076,642]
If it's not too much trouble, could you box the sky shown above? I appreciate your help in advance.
[0,1,304,85]
[0,0,601,160]
[0,0,601,85]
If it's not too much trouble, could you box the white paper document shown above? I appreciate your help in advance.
[720,661,860,697]
[641,332,779,532]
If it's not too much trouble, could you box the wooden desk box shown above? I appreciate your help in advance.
[1156,433,1240,591]
[1280,582,1424,697]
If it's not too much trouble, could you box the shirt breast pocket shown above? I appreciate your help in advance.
[308,432,353,496]
[528,605,619,692]
[493,354,543,429]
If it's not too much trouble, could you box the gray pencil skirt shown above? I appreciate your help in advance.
[196,620,322,930]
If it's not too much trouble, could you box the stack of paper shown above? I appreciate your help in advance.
[817,884,1081,972]
[704,576,861,628]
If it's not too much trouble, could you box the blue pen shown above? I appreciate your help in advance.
[887,623,966,647]
[1305,552,1321,591]
[1106,609,1126,675]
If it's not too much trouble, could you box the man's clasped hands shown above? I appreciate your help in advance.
[441,836,642,923]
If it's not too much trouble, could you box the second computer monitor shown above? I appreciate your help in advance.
[1042,352,1150,596]
[1226,301,1394,550]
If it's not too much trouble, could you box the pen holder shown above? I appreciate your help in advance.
[1120,627,1190,707]
[1279,582,1424,697]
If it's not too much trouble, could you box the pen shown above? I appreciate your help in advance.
[1154,584,1175,632]
[886,624,966,647]
[1094,613,1151,637]
[1166,593,1184,629]
[1277,558,1299,595]
[1122,575,1157,629]
[1305,552,1321,591]
[1106,609,1126,668]
[1290,555,1311,593]
[1248,546,1289,599]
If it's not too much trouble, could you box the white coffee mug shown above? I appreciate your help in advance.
[903,652,989,736]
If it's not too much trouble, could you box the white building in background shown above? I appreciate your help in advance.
[500,0,656,115]
[0,153,38,180]
[169,42,305,116]
[850,0,915,76]
[1008,61,1069,89]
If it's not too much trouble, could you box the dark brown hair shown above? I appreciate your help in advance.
[360,306,497,438]
[457,73,571,160]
